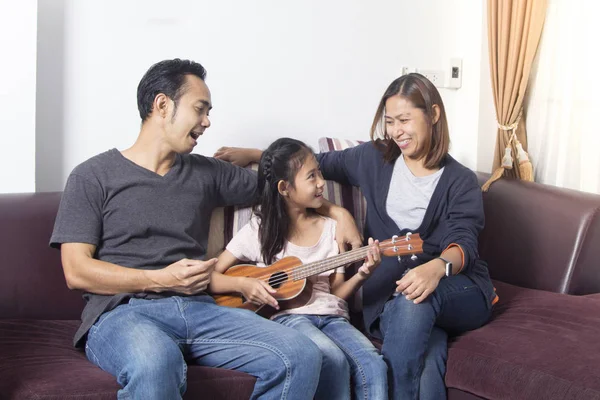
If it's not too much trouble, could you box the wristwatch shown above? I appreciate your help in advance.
[437,257,453,277]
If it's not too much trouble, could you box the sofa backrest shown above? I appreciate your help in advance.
[0,192,84,319]
[476,173,600,295]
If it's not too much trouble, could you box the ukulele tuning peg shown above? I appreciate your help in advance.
[410,254,418,261]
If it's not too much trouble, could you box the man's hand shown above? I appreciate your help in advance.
[356,238,381,280]
[395,259,446,304]
[214,147,262,167]
[333,208,363,253]
[238,277,279,309]
[148,258,218,295]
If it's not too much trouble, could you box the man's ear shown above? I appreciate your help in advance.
[277,180,289,196]
[154,93,170,119]
[431,104,441,125]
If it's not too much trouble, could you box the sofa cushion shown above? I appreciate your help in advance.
[446,280,600,400]
[0,319,255,399]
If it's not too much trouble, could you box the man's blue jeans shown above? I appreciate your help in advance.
[274,314,388,400]
[85,296,322,400]
[379,274,492,400]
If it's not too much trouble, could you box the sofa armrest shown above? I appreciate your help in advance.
[476,173,600,294]
[0,192,85,319]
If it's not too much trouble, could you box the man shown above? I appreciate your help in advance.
[50,59,360,399]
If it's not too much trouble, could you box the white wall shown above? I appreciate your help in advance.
[0,1,37,193]
[36,0,67,192]
[34,0,488,192]
[477,0,498,174]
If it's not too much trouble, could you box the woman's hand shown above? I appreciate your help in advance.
[395,259,446,304]
[238,277,279,309]
[357,238,381,280]
[214,147,262,167]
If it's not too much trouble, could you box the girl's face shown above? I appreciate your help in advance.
[282,154,325,210]
[384,95,438,160]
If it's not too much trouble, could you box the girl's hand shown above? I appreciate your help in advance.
[239,277,279,309]
[214,147,261,167]
[357,238,381,280]
[395,259,446,304]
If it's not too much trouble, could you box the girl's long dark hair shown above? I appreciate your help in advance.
[254,138,313,265]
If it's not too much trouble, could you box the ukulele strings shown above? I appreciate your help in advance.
[253,241,416,287]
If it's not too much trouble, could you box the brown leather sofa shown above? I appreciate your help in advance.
[1,174,599,399]
[446,175,600,400]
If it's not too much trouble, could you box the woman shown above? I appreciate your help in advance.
[215,73,497,400]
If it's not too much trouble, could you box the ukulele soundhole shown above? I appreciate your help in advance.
[268,271,289,289]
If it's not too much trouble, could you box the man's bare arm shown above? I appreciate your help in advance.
[61,242,217,295]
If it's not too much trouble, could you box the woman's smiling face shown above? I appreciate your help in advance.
[384,95,437,161]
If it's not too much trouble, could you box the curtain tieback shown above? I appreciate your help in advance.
[497,110,523,146]
[482,110,533,191]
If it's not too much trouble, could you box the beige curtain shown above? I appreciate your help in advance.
[482,0,548,191]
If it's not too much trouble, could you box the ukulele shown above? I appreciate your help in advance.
[213,233,423,318]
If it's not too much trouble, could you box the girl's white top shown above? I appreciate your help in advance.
[226,216,350,320]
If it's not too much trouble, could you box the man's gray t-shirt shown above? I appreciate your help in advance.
[50,149,257,347]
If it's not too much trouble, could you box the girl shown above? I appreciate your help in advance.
[210,138,388,400]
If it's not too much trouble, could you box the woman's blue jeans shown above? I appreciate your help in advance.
[379,274,492,400]
[85,296,322,400]
[274,314,388,400]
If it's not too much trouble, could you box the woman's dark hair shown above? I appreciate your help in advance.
[370,73,450,169]
[254,138,314,265]
[136,58,207,122]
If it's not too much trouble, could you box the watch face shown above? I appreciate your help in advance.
[445,262,452,276]
[439,257,452,276]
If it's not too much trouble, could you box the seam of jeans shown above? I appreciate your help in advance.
[274,314,311,329]
[320,319,371,400]
[410,369,421,400]
[186,338,293,399]
[117,388,132,400]
[85,342,101,368]
[174,297,191,338]
[434,289,447,318]
[87,332,118,378]
[329,337,369,399]
[380,299,395,339]
[179,362,188,393]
